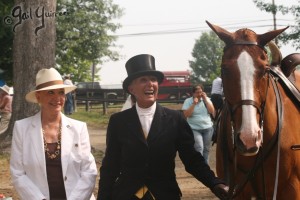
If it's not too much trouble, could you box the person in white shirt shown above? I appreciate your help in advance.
[63,75,74,115]
[10,68,97,200]
[210,76,223,118]
[0,85,12,134]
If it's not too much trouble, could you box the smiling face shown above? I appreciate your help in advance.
[128,75,158,108]
[36,88,66,114]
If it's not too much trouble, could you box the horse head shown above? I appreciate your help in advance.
[206,21,288,156]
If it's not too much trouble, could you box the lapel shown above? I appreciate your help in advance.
[126,106,148,145]
[60,113,75,176]
[30,111,47,179]
[147,104,166,144]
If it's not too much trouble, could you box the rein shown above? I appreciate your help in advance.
[222,72,284,199]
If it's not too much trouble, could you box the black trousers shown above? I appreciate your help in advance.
[211,93,223,111]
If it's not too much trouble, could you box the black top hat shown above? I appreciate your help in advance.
[122,54,164,93]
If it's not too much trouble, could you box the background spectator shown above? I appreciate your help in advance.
[182,84,215,164]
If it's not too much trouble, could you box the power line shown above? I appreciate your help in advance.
[121,18,294,27]
[115,22,296,37]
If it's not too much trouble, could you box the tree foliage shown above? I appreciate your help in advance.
[189,31,224,84]
[253,0,289,15]
[0,0,14,85]
[280,3,300,50]
[0,0,57,142]
[253,0,300,50]
[0,0,123,84]
[56,0,123,82]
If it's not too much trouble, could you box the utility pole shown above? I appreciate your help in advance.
[92,62,95,88]
[272,0,278,44]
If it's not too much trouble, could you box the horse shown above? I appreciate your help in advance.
[206,21,300,199]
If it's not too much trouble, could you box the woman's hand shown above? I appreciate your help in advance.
[193,97,199,105]
[212,184,229,199]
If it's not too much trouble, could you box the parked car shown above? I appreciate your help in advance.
[100,84,126,105]
[75,82,103,101]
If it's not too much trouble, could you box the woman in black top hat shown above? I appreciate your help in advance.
[97,54,228,200]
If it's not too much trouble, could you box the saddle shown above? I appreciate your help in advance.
[269,53,300,105]
[281,53,300,78]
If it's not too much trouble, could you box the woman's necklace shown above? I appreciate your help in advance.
[43,124,62,159]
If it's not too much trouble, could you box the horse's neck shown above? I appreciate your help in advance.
[263,78,281,134]
[293,70,300,90]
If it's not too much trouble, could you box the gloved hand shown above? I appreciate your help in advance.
[212,183,229,199]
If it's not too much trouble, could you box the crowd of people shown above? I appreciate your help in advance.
[5,55,226,200]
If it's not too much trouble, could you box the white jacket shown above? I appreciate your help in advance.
[10,112,97,200]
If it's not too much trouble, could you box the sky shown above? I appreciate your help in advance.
[98,0,298,85]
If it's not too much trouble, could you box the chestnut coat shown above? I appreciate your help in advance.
[97,104,224,200]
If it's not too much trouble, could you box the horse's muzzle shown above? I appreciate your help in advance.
[235,133,260,156]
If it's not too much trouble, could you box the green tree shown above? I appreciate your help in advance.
[189,31,224,84]
[252,0,289,15]
[252,0,300,50]
[56,0,123,82]
[279,3,300,51]
[0,0,14,85]
[0,0,57,144]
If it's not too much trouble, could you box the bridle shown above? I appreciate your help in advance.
[220,42,284,199]
[222,40,270,129]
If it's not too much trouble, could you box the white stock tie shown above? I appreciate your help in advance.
[140,114,152,138]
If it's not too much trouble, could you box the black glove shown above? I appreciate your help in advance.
[212,183,229,200]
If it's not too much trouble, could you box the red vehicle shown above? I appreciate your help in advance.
[158,70,192,100]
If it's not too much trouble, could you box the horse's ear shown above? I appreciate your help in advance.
[206,21,234,45]
[258,26,289,47]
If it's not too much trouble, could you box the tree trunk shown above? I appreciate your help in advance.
[0,0,56,148]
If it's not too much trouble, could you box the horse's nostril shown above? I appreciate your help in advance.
[235,133,259,155]
[235,133,246,150]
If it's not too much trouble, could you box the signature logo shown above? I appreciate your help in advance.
[3,5,70,36]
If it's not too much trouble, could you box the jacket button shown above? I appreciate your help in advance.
[64,176,67,181]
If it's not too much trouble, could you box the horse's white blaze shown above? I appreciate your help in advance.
[237,51,262,149]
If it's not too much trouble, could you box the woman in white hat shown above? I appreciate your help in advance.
[10,68,97,200]
[0,85,12,134]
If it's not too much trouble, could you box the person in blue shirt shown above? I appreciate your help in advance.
[182,84,215,164]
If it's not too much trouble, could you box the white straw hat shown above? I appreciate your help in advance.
[25,68,77,103]
[0,85,10,94]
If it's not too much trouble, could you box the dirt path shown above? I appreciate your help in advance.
[89,127,218,200]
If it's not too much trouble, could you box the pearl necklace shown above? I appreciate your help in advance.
[43,125,62,159]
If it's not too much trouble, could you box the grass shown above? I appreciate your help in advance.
[71,103,183,129]
[71,104,123,129]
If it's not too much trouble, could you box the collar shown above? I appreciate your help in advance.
[136,102,156,116]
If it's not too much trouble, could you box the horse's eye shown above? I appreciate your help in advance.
[260,54,267,61]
